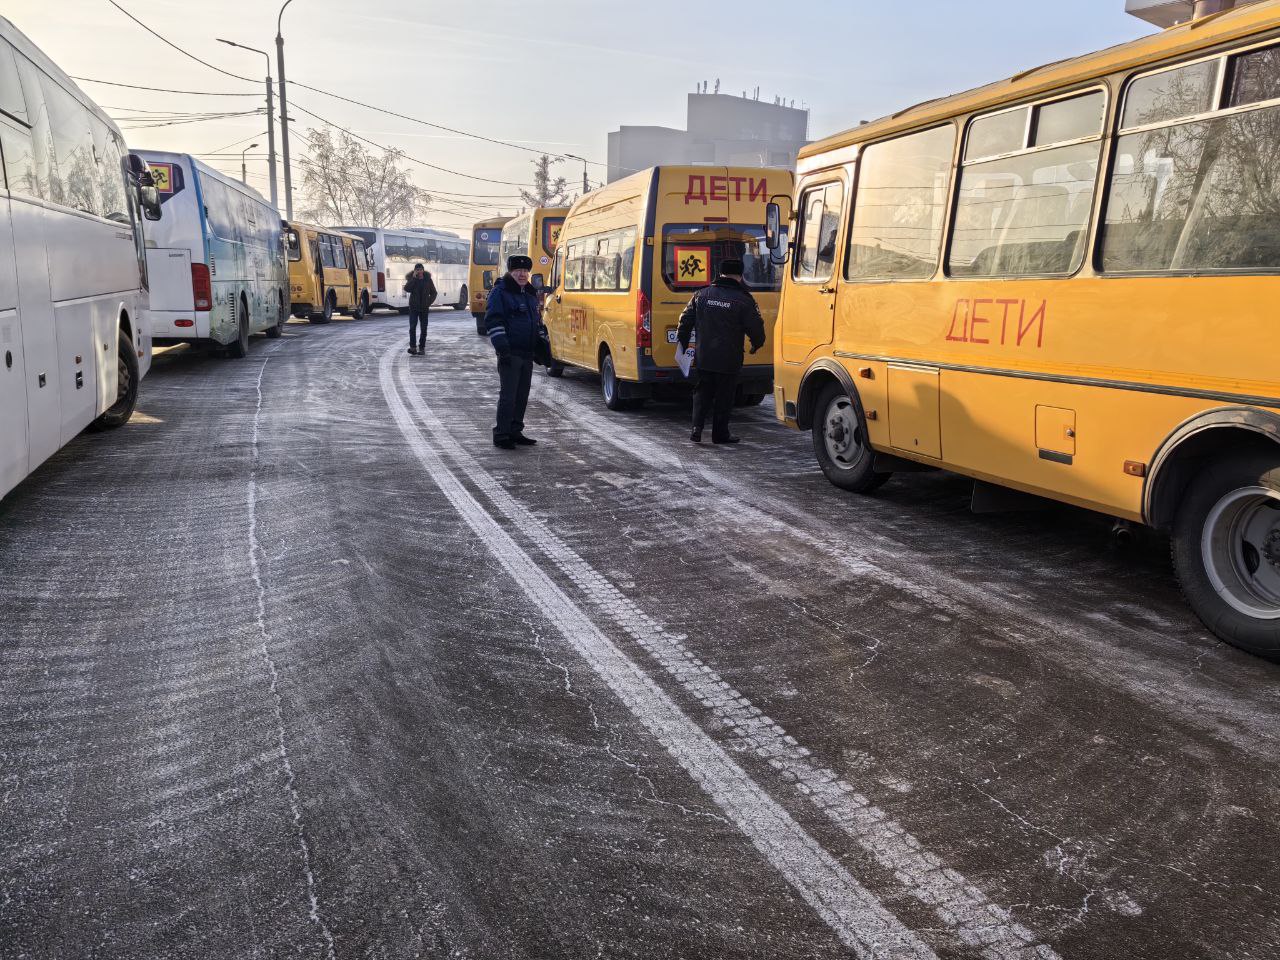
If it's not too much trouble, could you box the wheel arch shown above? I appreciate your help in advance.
[117,305,134,344]
[597,339,613,373]
[1145,406,1280,530]
[796,359,859,431]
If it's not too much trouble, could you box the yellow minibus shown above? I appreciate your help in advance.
[285,222,373,323]
[469,216,512,335]
[543,166,793,410]
[765,2,1280,658]
[499,207,569,290]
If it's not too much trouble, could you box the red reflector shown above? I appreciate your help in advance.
[636,290,652,350]
[377,271,386,292]
[191,263,212,312]
[175,319,194,328]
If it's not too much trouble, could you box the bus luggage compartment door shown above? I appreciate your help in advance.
[145,248,194,319]
[0,195,28,496]
[887,364,942,460]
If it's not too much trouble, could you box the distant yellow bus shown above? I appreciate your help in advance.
[543,166,793,409]
[766,3,1280,658]
[499,207,569,289]
[469,216,511,335]
[285,222,373,323]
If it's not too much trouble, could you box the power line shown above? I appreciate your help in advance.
[288,100,534,188]
[106,1,258,84]
[72,76,259,97]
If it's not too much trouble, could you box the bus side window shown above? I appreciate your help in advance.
[0,44,28,125]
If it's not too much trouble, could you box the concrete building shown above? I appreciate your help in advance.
[607,92,810,183]
[1126,0,1263,26]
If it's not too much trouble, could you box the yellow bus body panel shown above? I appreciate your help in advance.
[776,3,1280,524]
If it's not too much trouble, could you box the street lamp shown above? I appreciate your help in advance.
[216,39,278,209]
[241,143,259,185]
[564,154,590,195]
[276,0,297,220]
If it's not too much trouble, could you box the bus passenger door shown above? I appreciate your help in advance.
[0,187,27,494]
[782,180,843,364]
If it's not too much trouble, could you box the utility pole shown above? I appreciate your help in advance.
[276,0,297,219]
[565,154,590,196]
[241,143,259,184]
[216,39,277,208]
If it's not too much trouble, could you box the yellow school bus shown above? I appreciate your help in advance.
[766,2,1280,658]
[469,216,512,335]
[499,207,569,290]
[543,166,793,410]
[284,222,373,323]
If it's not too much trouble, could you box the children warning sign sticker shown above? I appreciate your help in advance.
[672,246,710,287]
[149,163,175,194]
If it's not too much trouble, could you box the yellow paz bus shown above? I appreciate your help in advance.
[764,1,1280,659]
[499,207,569,292]
[284,222,374,323]
[469,216,512,335]
[543,166,793,410]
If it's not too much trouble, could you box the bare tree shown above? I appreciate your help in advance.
[300,127,429,227]
[519,155,570,208]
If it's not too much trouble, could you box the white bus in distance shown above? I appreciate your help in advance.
[137,150,288,358]
[0,17,160,501]
[337,226,470,313]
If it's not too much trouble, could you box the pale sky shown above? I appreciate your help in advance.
[8,0,1153,231]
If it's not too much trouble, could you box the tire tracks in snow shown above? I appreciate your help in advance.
[382,343,1058,960]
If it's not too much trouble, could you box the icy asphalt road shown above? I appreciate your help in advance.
[2,311,1279,960]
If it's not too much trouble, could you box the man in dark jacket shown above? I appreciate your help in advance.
[676,258,766,445]
[403,263,438,355]
[484,254,544,449]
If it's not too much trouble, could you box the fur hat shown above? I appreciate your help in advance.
[507,255,534,271]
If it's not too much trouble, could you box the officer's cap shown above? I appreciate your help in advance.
[719,258,745,276]
[508,255,534,271]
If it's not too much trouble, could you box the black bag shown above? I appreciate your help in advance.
[533,326,553,368]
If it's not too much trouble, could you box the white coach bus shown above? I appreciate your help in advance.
[137,150,287,357]
[0,17,160,501]
[337,226,469,312]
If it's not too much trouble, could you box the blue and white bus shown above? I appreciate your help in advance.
[137,150,287,358]
[1,16,159,501]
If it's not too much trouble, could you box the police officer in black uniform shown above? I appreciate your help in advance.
[676,258,766,445]
[484,254,544,449]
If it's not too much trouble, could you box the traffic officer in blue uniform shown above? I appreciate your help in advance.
[484,254,545,449]
[677,257,766,445]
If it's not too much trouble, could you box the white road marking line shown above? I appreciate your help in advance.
[379,345,937,960]
[392,348,1057,960]
[248,357,337,959]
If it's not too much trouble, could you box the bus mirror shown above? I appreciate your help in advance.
[765,203,782,251]
[140,184,161,221]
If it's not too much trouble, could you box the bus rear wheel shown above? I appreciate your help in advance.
[600,352,627,411]
[352,291,368,320]
[475,315,486,336]
[89,329,139,431]
[454,285,468,311]
[226,300,250,359]
[812,382,890,493]
[265,293,285,338]
[1173,452,1280,661]
[311,292,334,324]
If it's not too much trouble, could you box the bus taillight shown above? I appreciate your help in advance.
[191,263,212,312]
[377,271,385,292]
[636,290,652,349]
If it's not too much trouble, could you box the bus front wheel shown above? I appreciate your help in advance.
[1173,452,1280,661]
[812,382,890,493]
[89,329,139,432]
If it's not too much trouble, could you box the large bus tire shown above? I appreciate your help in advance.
[265,293,286,338]
[89,329,139,431]
[475,316,487,337]
[1172,452,1280,661]
[811,381,890,493]
[454,286,468,310]
[600,352,627,411]
[226,305,250,359]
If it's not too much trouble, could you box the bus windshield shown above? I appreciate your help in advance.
[662,224,786,292]
[473,227,502,265]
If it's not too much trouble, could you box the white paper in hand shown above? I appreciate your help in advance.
[675,343,694,378]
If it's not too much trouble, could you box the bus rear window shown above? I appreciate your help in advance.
[473,228,501,265]
[661,224,785,291]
